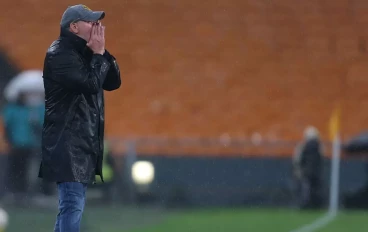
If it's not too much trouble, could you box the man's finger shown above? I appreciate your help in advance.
[94,24,99,37]
[87,26,94,47]
[102,26,105,40]
[95,24,99,36]
[91,24,96,38]
[98,24,103,38]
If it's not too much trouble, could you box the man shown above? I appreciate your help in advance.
[2,89,44,206]
[292,126,324,209]
[38,4,121,232]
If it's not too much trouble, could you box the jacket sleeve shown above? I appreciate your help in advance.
[102,50,121,91]
[51,50,111,94]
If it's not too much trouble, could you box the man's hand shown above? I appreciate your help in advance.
[87,22,105,55]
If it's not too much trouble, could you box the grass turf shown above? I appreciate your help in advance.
[4,206,368,232]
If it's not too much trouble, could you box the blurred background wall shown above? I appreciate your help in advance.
[1,0,367,141]
[0,0,368,216]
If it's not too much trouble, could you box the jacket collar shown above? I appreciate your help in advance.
[60,27,88,54]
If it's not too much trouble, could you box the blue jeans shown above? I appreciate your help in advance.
[54,182,87,232]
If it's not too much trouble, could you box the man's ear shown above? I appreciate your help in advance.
[69,23,78,33]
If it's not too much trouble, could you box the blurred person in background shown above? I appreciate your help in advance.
[93,140,117,204]
[292,126,324,209]
[38,4,121,232]
[1,89,44,206]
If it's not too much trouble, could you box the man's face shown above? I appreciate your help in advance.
[69,20,99,41]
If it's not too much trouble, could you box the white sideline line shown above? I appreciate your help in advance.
[288,212,337,232]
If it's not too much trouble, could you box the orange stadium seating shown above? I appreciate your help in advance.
[0,0,367,147]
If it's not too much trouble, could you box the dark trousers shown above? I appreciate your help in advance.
[6,147,32,194]
[54,182,87,232]
[295,176,323,209]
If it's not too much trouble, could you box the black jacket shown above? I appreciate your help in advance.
[299,139,322,179]
[38,28,121,184]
